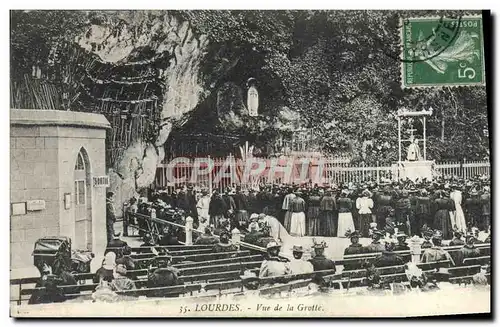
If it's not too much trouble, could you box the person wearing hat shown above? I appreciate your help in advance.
[415,189,432,232]
[214,216,232,236]
[197,215,210,234]
[282,188,296,230]
[248,213,261,233]
[94,252,116,284]
[337,189,355,238]
[247,188,259,216]
[356,190,374,238]
[395,190,412,236]
[421,230,455,266]
[433,190,455,240]
[472,265,490,286]
[28,273,66,305]
[454,232,482,266]
[124,196,138,237]
[106,191,116,244]
[289,191,306,237]
[450,184,467,234]
[140,233,155,247]
[255,225,277,249]
[208,189,226,230]
[471,227,484,244]
[116,245,136,271]
[464,188,481,231]
[343,231,365,271]
[258,185,274,217]
[307,189,322,236]
[259,241,290,278]
[289,245,314,275]
[243,222,262,245]
[110,264,136,291]
[420,225,433,249]
[196,188,211,227]
[234,185,249,230]
[147,255,183,298]
[222,188,236,220]
[375,186,394,231]
[364,229,385,253]
[194,226,219,245]
[449,231,465,246]
[185,184,199,224]
[240,270,260,292]
[319,189,337,237]
[484,228,491,245]
[106,231,129,259]
[394,232,410,251]
[373,238,406,268]
[213,231,238,253]
[308,242,336,273]
[479,186,490,232]
[175,186,189,213]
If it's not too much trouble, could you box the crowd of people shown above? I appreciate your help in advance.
[47,173,484,305]
[124,174,490,242]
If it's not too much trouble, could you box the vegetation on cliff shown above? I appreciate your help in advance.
[11,10,489,168]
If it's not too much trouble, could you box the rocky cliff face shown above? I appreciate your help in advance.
[76,11,209,209]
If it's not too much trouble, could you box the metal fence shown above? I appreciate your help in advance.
[154,157,490,192]
[434,160,491,179]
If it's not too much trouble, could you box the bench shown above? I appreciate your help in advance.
[179,268,260,284]
[131,248,214,258]
[340,243,490,263]
[175,255,263,269]
[107,245,215,253]
[447,265,481,277]
[179,261,263,276]
[449,273,491,284]
[463,256,490,266]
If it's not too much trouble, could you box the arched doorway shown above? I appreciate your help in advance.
[74,148,92,251]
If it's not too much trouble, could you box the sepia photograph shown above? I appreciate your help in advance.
[8,9,491,317]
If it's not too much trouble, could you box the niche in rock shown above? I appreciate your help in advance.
[216,82,248,118]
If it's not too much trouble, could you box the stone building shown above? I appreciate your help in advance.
[10,109,110,273]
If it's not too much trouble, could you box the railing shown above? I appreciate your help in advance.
[435,160,491,179]
[155,157,490,191]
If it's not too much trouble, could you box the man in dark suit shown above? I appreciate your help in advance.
[106,232,129,258]
[364,230,385,253]
[309,242,336,272]
[106,191,116,244]
[147,256,183,297]
[373,239,406,268]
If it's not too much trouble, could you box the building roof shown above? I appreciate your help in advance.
[10,109,111,129]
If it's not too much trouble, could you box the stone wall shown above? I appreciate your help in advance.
[10,125,61,271]
[10,109,110,272]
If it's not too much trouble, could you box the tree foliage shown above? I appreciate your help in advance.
[11,10,489,164]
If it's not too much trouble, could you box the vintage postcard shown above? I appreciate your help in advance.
[10,9,491,317]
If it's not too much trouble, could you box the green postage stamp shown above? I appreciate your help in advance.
[401,15,485,88]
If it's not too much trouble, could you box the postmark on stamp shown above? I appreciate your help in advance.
[400,15,485,88]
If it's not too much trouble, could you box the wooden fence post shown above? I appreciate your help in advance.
[409,237,423,264]
[208,155,213,195]
[123,202,129,237]
[376,161,380,184]
[231,228,241,250]
[185,217,194,246]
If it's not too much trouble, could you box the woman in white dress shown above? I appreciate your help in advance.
[289,192,306,237]
[196,189,211,227]
[337,190,355,237]
[450,185,467,233]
